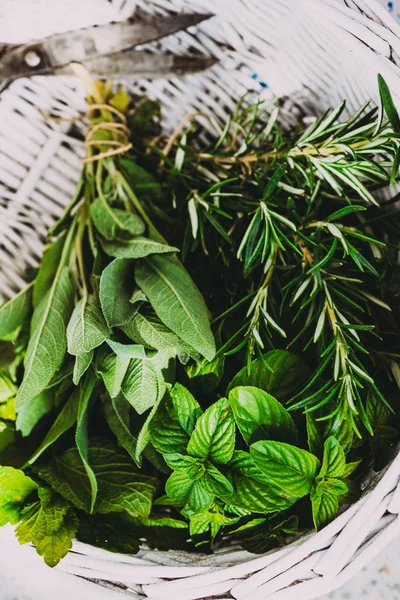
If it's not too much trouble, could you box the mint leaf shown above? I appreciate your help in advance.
[306,413,323,457]
[165,471,213,512]
[202,462,233,497]
[148,395,190,455]
[164,453,205,474]
[228,350,308,401]
[185,504,239,544]
[67,298,110,355]
[16,389,53,437]
[0,398,16,421]
[101,237,178,259]
[187,398,235,464]
[186,354,225,395]
[16,267,74,408]
[75,373,98,512]
[37,440,157,518]
[250,440,320,497]
[90,198,145,240]
[311,480,341,530]
[170,383,202,436]
[318,437,346,479]
[136,255,216,361]
[0,282,33,341]
[73,350,94,385]
[0,466,37,526]
[226,451,298,513]
[15,488,78,567]
[121,357,165,415]
[229,386,298,445]
[99,258,137,328]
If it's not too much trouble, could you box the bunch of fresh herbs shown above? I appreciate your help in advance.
[0,73,399,567]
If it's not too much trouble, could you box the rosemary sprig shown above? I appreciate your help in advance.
[150,75,400,434]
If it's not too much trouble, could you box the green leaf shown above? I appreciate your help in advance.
[122,312,184,352]
[202,462,233,497]
[136,255,215,361]
[0,421,15,453]
[0,398,16,421]
[228,350,308,401]
[187,398,235,464]
[165,471,213,512]
[250,440,320,497]
[99,259,137,328]
[33,236,65,308]
[100,237,178,259]
[75,373,98,513]
[67,299,110,355]
[226,451,299,513]
[378,74,400,133]
[185,504,239,544]
[73,350,94,385]
[228,386,298,445]
[311,481,340,530]
[306,413,323,457]
[121,357,165,415]
[90,198,145,240]
[164,453,205,474]
[16,267,74,408]
[0,372,17,402]
[318,437,346,479]
[186,354,225,395]
[148,395,190,455]
[27,392,79,465]
[16,389,53,437]
[15,488,78,567]
[170,383,202,436]
[37,440,157,517]
[103,394,138,463]
[0,466,37,526]
[96,346,130,398]
[0,282,33,341]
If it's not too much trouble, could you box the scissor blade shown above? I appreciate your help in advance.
[3,13,212,74]
[55,51,217,79]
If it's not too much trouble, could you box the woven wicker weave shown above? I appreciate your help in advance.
[1,0,400,598]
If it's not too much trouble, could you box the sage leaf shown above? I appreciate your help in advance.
[37,440,157,517]
[187,398,235,464]
[99,258,136,328]
[16,266,74,408]
[101,237,178,259]
[16,389,53,437]
[73,350,94,385]
[103,394,138,463]
[0,282,33,341]
[250,440,320,497]
[135,255,216,361]
[27,391,80,465]
[226,451,298,513]
[90,198,145,240]
[33,235,65,309]
[96,346,131,399]
[75,373,98,512]
[228,350,308,401]
[229,386,298,445]
[106,340,146,359]
[121,357,165,415]
[67,299,110,355]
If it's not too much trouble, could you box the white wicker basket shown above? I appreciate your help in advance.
[1,0,400,598]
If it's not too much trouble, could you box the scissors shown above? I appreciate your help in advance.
[0,12,216,93]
